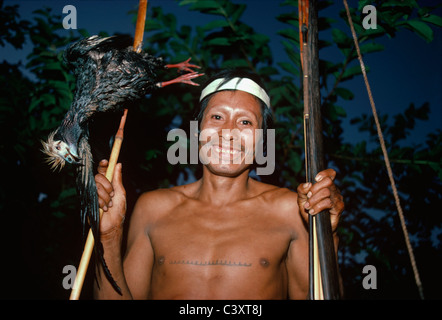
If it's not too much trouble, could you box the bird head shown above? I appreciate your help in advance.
[41,131,82,171]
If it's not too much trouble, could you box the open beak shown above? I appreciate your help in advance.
[63,144,82,165]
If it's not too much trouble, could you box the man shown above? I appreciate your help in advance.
[94,69,344,299]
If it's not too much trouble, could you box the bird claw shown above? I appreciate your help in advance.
[165,58,201,73]
[158,71,204,88]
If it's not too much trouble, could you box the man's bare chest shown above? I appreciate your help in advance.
[147,200,294,269]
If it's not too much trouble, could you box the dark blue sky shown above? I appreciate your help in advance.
[2,0,441,147]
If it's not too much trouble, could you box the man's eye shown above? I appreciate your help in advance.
[241,120,252,125]
[212,115,222,120]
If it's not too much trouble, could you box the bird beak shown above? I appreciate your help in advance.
[65,145,82,165]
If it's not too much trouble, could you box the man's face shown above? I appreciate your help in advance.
[199,90,263,177]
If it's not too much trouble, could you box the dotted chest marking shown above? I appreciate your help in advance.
[169,259,252,267]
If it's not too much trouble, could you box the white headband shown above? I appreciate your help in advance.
[199,77,271,108]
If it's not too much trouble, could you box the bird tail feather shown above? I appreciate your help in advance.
[76,139,122,295]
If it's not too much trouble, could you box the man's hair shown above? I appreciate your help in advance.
[195,68,274,140]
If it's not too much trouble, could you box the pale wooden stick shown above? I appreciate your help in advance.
[70,109,128,300]
[69,0,148,300]
[313,218,324,300]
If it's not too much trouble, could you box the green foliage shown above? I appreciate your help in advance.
[0,0,30,48]
[1,0,441,299]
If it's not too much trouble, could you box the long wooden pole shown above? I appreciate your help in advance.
[299,0,341,300]
[69,0,148,300]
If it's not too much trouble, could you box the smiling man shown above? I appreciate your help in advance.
[93,69,344,299]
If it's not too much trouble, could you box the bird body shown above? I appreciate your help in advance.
[42,35,202,294]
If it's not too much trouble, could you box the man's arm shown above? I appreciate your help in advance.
[297,168,344,296]
[286,168,345,299]
[281,190,310,299]
[93,161,132,299]
[93,160,155,299]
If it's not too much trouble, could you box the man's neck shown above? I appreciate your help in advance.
[196,167,252,206]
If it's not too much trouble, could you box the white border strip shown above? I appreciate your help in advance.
[199,77,270,108]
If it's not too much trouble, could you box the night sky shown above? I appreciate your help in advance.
[2,0,441,148]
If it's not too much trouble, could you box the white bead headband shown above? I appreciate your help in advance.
[199,77,271,108]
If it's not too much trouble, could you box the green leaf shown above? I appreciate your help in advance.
[332,28,350,45]
[287,149,302,174]
[250,33,270,45]
[41,93,56,106]
[380,0,418,8]
[328,104,347,121]
[231,4,246,24]
[207,37,230,46]
[29,96,42,112]
[277,62,299,76]
[44,62,63,71]
[202,19,229,31]
[182,0,220,11]
[145,149,160,161]
[221,59,249,68]
[399,19,434,42]
[421,14,442,28]
[178,0,198,5]
[277,12,297,27]
[359,42,385,55]
[334,87,354,101]
[146,19,163,31]
[340,64,364,81]
[278,28,298,42]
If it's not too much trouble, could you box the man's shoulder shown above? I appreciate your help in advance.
[251,179,301,225]
[136,180,199,207]
[131,186,190,224]
[137,186,184,206]
[251,179,298,203]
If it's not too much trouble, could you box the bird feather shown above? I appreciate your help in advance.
[42,35,202,295]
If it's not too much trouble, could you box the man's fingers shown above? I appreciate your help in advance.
[95,160,115,212]
[297,182,311,201]
[96,182,111,211]
[97,159,109,175]
[112,163,126,197]
[306,186,330,205]
[307,197,333,215]
[315,168,336,183]
[309,176,333,194]
[95,173,114,195]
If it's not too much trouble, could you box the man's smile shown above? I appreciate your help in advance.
[212,145,242,155]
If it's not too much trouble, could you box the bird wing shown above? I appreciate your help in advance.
[64,35,133,70]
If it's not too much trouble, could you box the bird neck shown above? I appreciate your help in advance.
[57,108,86,146]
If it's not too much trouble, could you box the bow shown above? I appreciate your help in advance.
[298,0,341,300]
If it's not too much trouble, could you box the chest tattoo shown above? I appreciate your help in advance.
[169,259,252,267]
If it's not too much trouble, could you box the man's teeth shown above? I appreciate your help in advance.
[214,146,240,155]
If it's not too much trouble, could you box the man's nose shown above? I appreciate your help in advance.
[220,121,239,141]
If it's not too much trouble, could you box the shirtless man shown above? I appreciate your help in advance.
[93,69,344,299]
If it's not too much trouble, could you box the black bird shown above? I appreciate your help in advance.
[41,35,202,294]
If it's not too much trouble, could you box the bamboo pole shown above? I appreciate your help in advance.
[70,109,128,300]
[69,0,148,300]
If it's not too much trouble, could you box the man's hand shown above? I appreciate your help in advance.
[297,168,344,232]
[95,159,127,240]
